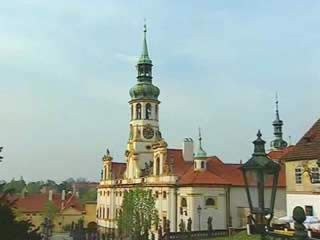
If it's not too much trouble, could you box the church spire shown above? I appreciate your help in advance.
[270,94,288,150]
[195,128,207,158]
[275,92,280,121]
[138,22,152,65]
[130,23,159,101]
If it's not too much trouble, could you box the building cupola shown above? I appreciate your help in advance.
[194,129,207,171]
[270,94,288,150]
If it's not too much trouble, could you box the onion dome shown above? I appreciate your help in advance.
[129,82,160,101]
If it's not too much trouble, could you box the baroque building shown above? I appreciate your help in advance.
[96,26,288,236]
[282,118,320,220]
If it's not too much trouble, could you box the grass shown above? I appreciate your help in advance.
[211,231,261,240]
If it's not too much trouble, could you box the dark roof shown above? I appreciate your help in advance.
[281,118,320,161]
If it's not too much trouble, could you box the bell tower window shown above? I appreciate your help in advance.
[131,105,133,120]
[155,105,158,120]
[146,103,152,119]
[136,103,142,120]
[201,161,205,168]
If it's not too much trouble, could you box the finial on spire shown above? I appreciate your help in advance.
[144,18,147,33]
[198,127,202,147]
[257,129,262,139]
[275,92,279,111]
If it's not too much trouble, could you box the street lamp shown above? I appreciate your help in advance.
[197,205,202,231]
[240,130,280,234]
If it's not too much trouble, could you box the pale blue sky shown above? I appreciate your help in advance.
[0,1,320,182]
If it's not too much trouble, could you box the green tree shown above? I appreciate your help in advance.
[117,188,159,240]
[80,188,97,203]
[57,180,73,193]
[42,200,59,221]
[4,178,26,194]
[0,183,41,240]
[26,181,42,193]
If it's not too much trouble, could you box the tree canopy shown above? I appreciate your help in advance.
[0,183,41,240]
[42,200,59,221]
[117,188,159,240]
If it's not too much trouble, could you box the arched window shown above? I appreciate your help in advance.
[155,105,158,120]
[201,161,205,169]
[107,208,109,219]
[181,197,187,207]
[205,198,216,206]
[156,158,160,176]
[102,208,105,219]
[131,105,133,120]
[136,103,142,119]
[146,103,152,119]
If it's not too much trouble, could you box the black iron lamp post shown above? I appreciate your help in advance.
[197,205,202,231]
[240,130,280,234]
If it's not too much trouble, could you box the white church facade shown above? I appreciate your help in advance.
[96,26,288,235]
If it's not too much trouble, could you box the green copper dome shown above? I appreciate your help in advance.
[195,147,207,158]
[129,82,160,101]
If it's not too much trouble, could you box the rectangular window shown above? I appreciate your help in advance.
[305,206,313,216]
[312,167,320,183]
[295,168,302,184]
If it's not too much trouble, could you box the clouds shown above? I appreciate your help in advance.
[0,1,319,182]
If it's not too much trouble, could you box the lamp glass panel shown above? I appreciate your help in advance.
[246,170,259,210]
[263,171,275,212]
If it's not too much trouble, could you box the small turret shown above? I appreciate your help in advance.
[102,149,112,180]
[194,128,207,171]
[270,94,288,150]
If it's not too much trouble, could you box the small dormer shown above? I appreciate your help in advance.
[194,129,207,171]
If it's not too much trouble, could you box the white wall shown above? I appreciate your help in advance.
[178,187,227,230]
[230,187,286,227]
[287,194,320,217]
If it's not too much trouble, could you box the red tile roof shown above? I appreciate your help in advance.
[15,193,84,213]
[268,146,295,160]
[281,118,320,161]
[109,148,286,187]
[168,149,286,187]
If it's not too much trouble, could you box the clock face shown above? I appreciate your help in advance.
[143,126,154,139]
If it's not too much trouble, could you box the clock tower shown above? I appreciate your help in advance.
[126,24,162,179]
